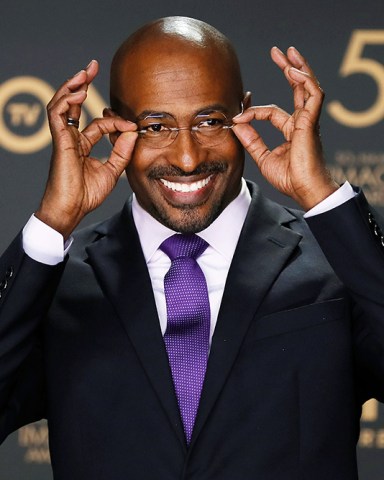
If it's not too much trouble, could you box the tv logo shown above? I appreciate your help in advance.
[0,76,106,154]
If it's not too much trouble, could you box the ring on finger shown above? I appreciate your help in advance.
[67,117,80,128]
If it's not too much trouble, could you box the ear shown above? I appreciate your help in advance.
[103,107,119,145]
[242,91,252,110]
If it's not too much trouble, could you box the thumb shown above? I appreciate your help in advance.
[107,131,138,176]
[232,123,270,166]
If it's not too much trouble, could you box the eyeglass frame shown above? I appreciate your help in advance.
[135,102,244,149]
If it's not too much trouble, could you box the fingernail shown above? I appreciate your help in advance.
[272,46,283,55]
[289,67,307,75]
[233,112,243,119]
[86,59,96,69]
[73,69,85,77]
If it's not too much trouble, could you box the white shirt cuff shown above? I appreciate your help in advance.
[22,214,73,265]
[304,182,356,218]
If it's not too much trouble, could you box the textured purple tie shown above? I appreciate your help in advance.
[160,234,210,444]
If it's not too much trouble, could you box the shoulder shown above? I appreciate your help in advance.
[69,200,133,258]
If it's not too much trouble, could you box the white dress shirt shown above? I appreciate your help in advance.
[131,178,251,341]
[22,180,355,341]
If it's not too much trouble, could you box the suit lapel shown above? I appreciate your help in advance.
[83,183,303,450]
[85,202,187,450]
[190,182,303,446]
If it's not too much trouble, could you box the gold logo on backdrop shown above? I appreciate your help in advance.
[330,150,384,207]
[0,77,54,154]
[327,30,384,128]
[18,421,51,464]
[360,400,384,449]
[0,76,106,154]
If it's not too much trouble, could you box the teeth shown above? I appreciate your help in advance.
[160,175,212,193]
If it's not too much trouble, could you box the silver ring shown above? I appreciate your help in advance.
[67,117,79,128]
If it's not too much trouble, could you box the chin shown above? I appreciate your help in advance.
[153,202,223,233]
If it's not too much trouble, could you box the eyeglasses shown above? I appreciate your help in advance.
[136,105,243,149]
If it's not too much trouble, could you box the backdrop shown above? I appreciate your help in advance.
[0,0,383,478]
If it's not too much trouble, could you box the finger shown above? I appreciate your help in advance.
[271,46,316,80]
[47,60,99,125]
[105,130,138,178]
[80,117,137,156]
[271,46,300,88]
[271,46,323,115]
[51,60,98,100]
[47,70,86,110]
[103,108,135,146]
[286,48,321,109]
[232,122,272,168]
[84,59,99,85]
[270,46,308,110]
[47,90,87,146]
[271,46,291,71]
[233,105,291,134]
[288,68,324,124]
[286,47,317,79]
[292,83,306,110]
[66,60,99,121]
[273,46,315,76]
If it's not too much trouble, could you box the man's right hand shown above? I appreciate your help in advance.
[35,60,137,240]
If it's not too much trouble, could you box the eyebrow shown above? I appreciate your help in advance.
[136,111,172,121]
[135,104,230,122]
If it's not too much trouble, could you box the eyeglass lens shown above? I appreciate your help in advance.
[137,110,234,148]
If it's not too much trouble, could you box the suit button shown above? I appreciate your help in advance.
[0,279,8,291]
[373,223,382,237]
[5,267,14,279]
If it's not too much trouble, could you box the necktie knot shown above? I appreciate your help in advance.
[160,234,208,261]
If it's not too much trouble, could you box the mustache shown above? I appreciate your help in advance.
[148,162,227,179]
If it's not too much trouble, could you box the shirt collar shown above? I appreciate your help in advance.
[132,178,251,263]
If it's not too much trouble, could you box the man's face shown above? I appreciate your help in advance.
[115,41,245,233]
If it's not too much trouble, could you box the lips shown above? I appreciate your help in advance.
[160,175,213,193]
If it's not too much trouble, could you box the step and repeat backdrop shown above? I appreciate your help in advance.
[0,0,383,478]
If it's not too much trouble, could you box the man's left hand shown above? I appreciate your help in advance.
[232,46,339,210]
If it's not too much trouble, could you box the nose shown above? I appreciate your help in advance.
[168,128,207,173]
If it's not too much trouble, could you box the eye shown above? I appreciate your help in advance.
[199,118,224,128]
[139,123,168,135]
[195,112,227,131]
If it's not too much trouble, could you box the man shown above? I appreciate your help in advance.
[0,15,383,480]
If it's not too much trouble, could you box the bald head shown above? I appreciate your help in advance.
[108,17,246,233]
[115,16,229,50]
[110,16,243,113]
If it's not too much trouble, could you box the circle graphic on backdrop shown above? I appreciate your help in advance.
[0,76,55,154]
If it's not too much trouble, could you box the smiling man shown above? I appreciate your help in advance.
[108,23,245,234]
[0,16,384,480]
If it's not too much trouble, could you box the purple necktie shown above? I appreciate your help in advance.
[160,234,210,444]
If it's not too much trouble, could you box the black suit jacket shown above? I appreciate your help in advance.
[0,182,384,479]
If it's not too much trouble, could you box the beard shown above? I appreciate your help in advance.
[148,197,225,233]
[146,161,229,233]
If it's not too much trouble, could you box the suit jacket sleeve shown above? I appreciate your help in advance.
[0,232,66,441]
[306,188,384,403]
